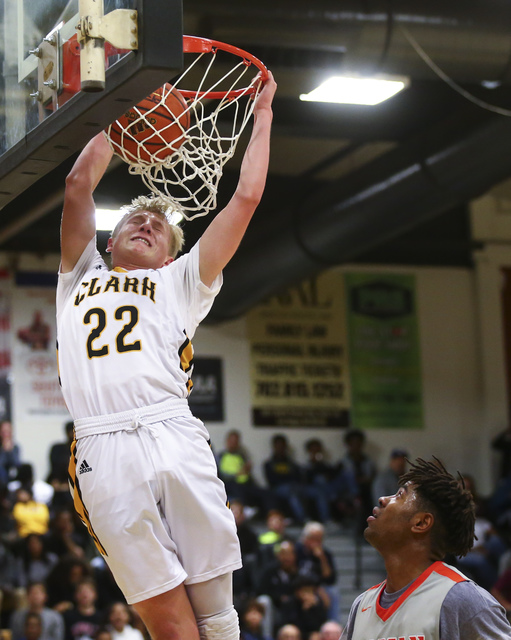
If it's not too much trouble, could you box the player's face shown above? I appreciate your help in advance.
[364,482,421,549]
[107,211,173,270]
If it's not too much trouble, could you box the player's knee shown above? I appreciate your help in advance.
[196,606,239,640]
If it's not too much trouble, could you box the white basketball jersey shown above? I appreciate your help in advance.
[351,561,468,640]
[56,238,222,419]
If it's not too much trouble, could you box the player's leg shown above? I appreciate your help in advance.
[186,573,239,640]
[132,582,200,640]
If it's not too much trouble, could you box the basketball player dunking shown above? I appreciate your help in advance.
[56,72,276,640]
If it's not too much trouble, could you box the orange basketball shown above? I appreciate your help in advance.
[106,83,190,164]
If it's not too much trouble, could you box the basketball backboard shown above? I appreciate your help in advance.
[0,0,183,210]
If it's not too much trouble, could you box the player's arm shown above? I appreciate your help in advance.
[60,132,113,273]
[198,71,277,288]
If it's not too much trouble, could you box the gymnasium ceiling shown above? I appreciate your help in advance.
[3,1,511,323]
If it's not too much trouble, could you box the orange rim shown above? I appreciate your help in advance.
[180,35,268,99]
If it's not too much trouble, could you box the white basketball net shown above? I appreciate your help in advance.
[104,41,265,221]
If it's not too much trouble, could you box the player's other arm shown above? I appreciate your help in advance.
[198,71,277,288]
[60,132,113,273]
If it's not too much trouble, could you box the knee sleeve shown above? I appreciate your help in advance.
[186,573,239,640]
[186,573,233,618]
[196,607,239,640]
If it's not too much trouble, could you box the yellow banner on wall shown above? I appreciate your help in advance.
[247,271,351,427]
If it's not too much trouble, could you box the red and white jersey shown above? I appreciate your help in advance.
[351,561,467,640]
[56,238,221,419]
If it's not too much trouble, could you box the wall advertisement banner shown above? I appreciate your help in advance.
[12,278,68,422]
[188,357,225,422]
[247,272,350,427]
[345,273,423,429]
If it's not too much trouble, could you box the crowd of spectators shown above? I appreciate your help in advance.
[3,418,511,640]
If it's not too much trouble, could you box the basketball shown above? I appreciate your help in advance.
[106,83,190,164]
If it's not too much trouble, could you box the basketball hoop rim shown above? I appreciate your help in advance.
[180,35,269,100]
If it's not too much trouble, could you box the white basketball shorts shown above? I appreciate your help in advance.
[68,400,242,604]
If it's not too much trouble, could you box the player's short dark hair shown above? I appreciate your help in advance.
[399,457,476,558]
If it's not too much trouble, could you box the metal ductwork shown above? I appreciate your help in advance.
[188,1,511,84]
[191,1,511,323]
[207,107,511,323]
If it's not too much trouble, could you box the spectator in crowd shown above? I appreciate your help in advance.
[230,501,259,614]
[123,610,148,640]
[62,579,103,640]
[372,449,408,505]
[340,429,377,533]
[302,440,335,524]
[275,624,301,640]
[94,630,112,640]
[258,510,292,566]
[278,576,329,640]
[455,474,509,591]
[492,425,511,481]
[22,612,44,640]
[487,473,511,536]
[47,423,74,488]
[45,557,93,612]
[240,598,273,640]
[0,483,17,545]
[294,523,338,621]
[9,464,54,508]
[10,582,64,640]
[295,523,336,589]
[231,500,260,559]
[257,540,299,623]
[106,602,144,640]
[47,423,75,509]
[328,459,358,528]
[318,620,343,640]
[0,421,21,484]
[44,511,86,560]
[491,565,511,618]
[12,488,50,539]
[264,435,307,524]
[15,534,58,587]
[0,539,25,626]
[90,558,125,610]
[218,431,271,517]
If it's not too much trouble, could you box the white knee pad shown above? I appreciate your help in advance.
[196,607,239,640]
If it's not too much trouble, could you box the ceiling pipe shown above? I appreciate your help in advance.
[187,0,511,83]
[207,109,511,323]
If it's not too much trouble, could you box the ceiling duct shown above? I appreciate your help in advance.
[188,0,511,83]
[208,108,511,323]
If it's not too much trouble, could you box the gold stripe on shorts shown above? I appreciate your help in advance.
[68,440,107,556]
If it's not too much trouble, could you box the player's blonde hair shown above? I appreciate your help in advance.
[112,195,184,258]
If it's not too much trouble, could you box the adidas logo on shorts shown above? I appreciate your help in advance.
[78,460,92,475]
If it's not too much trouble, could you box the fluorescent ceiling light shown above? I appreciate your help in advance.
[95,208,124,231]
[95,207,184,231]
[300,75,409,105]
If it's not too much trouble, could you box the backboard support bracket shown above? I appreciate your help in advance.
[0,0,184,212]
[77,1,139,92]
[29,28,62,110]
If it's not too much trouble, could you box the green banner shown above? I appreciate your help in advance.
[345,273,423,429]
